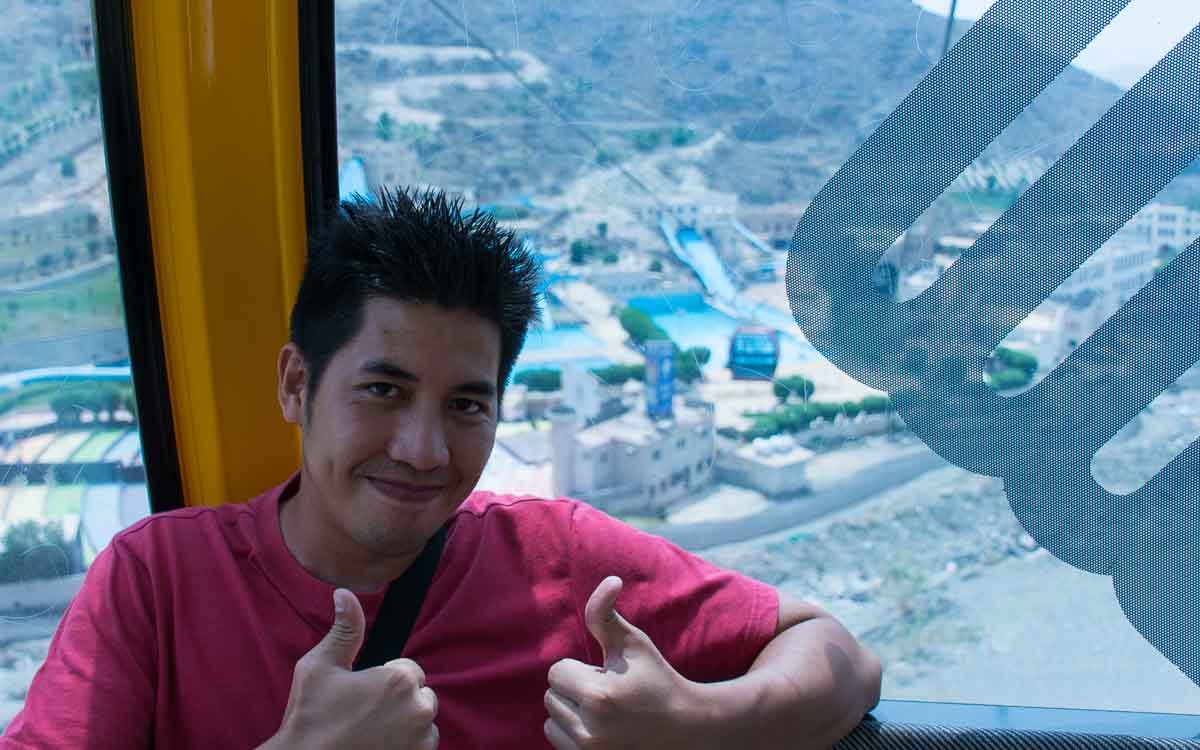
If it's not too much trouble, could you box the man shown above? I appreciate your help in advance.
[3,188,880,749]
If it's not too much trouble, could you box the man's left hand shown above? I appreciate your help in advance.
[544,576,705,750]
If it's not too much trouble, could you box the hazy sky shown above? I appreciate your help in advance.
[912,0,1200,88]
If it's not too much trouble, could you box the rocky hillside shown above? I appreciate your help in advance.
[335,0,1200,208]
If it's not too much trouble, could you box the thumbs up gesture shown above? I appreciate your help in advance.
[544,577,704,750]
[260,589,439,750]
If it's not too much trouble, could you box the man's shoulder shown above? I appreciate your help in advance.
[452,491,644,542]
[107,494,263,561]
[456,490,578,521]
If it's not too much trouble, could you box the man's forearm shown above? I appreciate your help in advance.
[686,616,881,750]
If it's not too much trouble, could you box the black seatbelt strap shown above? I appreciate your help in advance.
[353,525,447,670]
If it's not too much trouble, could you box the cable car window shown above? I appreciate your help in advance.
[333,0,1200,716]
[0,0,152,729]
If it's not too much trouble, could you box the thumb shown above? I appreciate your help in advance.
[584,576,636,670]
[312,588,366,670]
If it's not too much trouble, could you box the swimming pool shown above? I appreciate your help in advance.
[510,324,611,377]
[628,294,811,370]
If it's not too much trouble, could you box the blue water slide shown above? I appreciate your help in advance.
[339,156,371,202]
[657,217,801,336]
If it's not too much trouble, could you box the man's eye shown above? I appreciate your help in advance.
[366,383,398,398]
[451,398,485,415]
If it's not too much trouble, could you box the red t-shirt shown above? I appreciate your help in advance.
[2,476,779,749]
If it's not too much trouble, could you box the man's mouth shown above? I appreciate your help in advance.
[365,476,445,504]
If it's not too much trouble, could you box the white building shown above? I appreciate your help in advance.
[549,395,716,516]
[580,268,699,302]
[715,435,813,498]
[1124,203,1200,253]
[1052,233,1158,305]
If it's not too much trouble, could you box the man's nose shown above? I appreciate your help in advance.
[386,404,450,472]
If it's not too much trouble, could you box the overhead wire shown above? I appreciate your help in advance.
[423,0,669,211]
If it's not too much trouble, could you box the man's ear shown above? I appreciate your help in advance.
[278,343,309,426]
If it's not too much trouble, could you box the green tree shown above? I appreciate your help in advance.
[991,346,1038,375]
[602,252,618,264]
[618,307,669,346]
[987,368,1031,391]
[596,222,608,239]
[0,520,71,584]
[673,346,710,384]
[671,127,696,146]
[376,112,395,141]
[649,259,663,273]
[859,395,892,414]
[97,384,122,421]
[569,240,594,265]
[632,129,662,152]
[513,368,561,392]
[590,363,645,385]
[62,66,99,107]
[773,375,815,403]
[60,157,76,179]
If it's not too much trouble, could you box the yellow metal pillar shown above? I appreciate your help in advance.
[129,0,306,505]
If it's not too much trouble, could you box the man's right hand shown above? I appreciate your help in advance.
[261,588,438,750]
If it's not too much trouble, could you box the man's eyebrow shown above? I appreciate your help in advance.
[359,359,497,398]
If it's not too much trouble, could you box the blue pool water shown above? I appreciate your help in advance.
[522,325,604,352]
[628,294,812,370]
[510,324,611,377]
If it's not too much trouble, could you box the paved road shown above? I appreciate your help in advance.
[656,446,949,550]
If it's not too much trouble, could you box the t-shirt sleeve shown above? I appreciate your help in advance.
[567,500,779,684]
[2,539,156,749]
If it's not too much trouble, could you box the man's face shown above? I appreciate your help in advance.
[284,297,501,560]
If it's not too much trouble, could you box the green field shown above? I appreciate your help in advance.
[44,484,84,518]
[0,266,124,340]
[72,428,128,462]
[0,380,58,415]
[37,430,90,463]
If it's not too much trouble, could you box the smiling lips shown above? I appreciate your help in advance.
[366,476,445,504]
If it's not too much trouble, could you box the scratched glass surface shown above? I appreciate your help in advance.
[0,0,151,729]
[334,0,1200,712]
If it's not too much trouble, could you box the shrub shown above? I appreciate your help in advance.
[991,346,1038,375]
[987,368,1031,391]
[590,363,645,385]
[618,307,669,346]
[0,520,72,584]
[773,375,815,403]
[513,368,561,392]
[674,346,710,384]
[859,395,892,414]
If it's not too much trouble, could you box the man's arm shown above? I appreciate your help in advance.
[686,592,881,750]
[1,542,156,749]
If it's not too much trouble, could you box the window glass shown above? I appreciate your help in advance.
[335,0,1200,712]
[0,0,150,729]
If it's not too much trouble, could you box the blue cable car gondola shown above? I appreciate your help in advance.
[728,325,780,380]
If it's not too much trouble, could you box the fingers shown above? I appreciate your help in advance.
[544,688,585,739]
[544,717,585,750]
[418,722,439,750]
[419,686,438,722]
[311,588,365,670]
[546,657,605,703]
[382,657,427,689]
[584,576,625,635]
[584,576,640,671]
